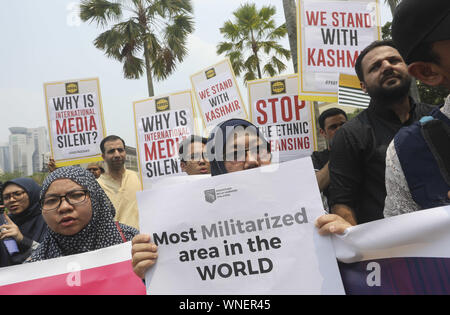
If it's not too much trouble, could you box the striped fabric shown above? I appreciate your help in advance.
[338,74,371,108]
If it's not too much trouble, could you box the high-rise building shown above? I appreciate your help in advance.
[0,144,11,173]
[8,127,50,176]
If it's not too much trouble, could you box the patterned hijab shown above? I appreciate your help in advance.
[28,166,138,262]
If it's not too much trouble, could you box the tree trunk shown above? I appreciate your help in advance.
[282,0,298,73]
[143,43,155,97]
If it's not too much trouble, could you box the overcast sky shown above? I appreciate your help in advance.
[0,0,391,148]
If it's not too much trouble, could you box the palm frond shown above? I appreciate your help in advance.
[80,0,122,26]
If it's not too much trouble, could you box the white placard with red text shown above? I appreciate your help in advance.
[190,59,248,132]
[133,90,196,190]
[44,78,106,167]
[248,74,317,162]
[297,0,380,101]
[137,158,345,295]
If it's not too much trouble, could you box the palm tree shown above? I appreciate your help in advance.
[217,3,291,83]
[80,0,194,97]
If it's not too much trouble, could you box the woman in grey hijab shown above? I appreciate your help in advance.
[28,166,138,262]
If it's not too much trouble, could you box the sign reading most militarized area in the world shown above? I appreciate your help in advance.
[137,158,345,295]
[44,78,106,166]
[248,74,317,163]
[297,0,380,101]
[133,90,196,189]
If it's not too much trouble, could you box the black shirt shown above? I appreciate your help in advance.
[328,98,434,224]
[311,149,330,200]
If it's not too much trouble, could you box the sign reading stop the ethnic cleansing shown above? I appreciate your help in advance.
[248,74,317,163]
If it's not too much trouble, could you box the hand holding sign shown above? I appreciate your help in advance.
[131,234,159,279]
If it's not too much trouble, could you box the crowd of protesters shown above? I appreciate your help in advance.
[0,0,448,288]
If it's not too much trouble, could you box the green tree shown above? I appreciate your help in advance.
[217,3,291,83]
[80,0,195,97]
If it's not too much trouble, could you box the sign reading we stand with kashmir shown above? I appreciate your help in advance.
[248,74,317,163]
[44,78,106,167]
[190,59,248,132]
[297,0,381,101]
[133,90,196,190]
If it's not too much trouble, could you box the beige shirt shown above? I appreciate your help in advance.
[98,169,141,230]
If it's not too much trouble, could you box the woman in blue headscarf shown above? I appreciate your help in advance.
[0,178,47,267]
[206,118,272,176]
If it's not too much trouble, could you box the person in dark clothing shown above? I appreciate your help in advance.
[0,178,47,267]
[316,40,434,234]
[311,108,348,209]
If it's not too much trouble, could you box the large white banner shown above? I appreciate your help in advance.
[297,0,380,102]
[334,205,450,294]
[137,158,345,295]
[133,90,196,190]
[248,74,317,162]
[44,78,106,167]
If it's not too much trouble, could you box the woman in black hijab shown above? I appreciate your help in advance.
[206,118,272,176]
[0,178,46,267]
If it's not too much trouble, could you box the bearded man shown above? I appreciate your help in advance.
[326,40,434,226]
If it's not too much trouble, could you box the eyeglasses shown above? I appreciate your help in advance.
[225,145,271,163]
[187,152,209,162]
[3,190,26,202]
[40,189,89,212]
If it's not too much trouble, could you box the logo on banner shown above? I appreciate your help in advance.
[271,80,286,95]
[155,97,170,112]
[65,82,79,95]
[205,68,216,79]
[204,189,216,203]
[204,187,238,203]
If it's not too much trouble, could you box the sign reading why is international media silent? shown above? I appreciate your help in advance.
[137,158,345,295]
[44,78,106,167]
[133,90,196,190]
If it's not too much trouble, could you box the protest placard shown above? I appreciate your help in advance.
[248,74,317,162]
[137,158,345,295]
[297,0,380,101]
[333,205,450,294]
[0,242,145,295]
[44,78,106,167]
[133,90,196,189]
[190,59,248,132]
